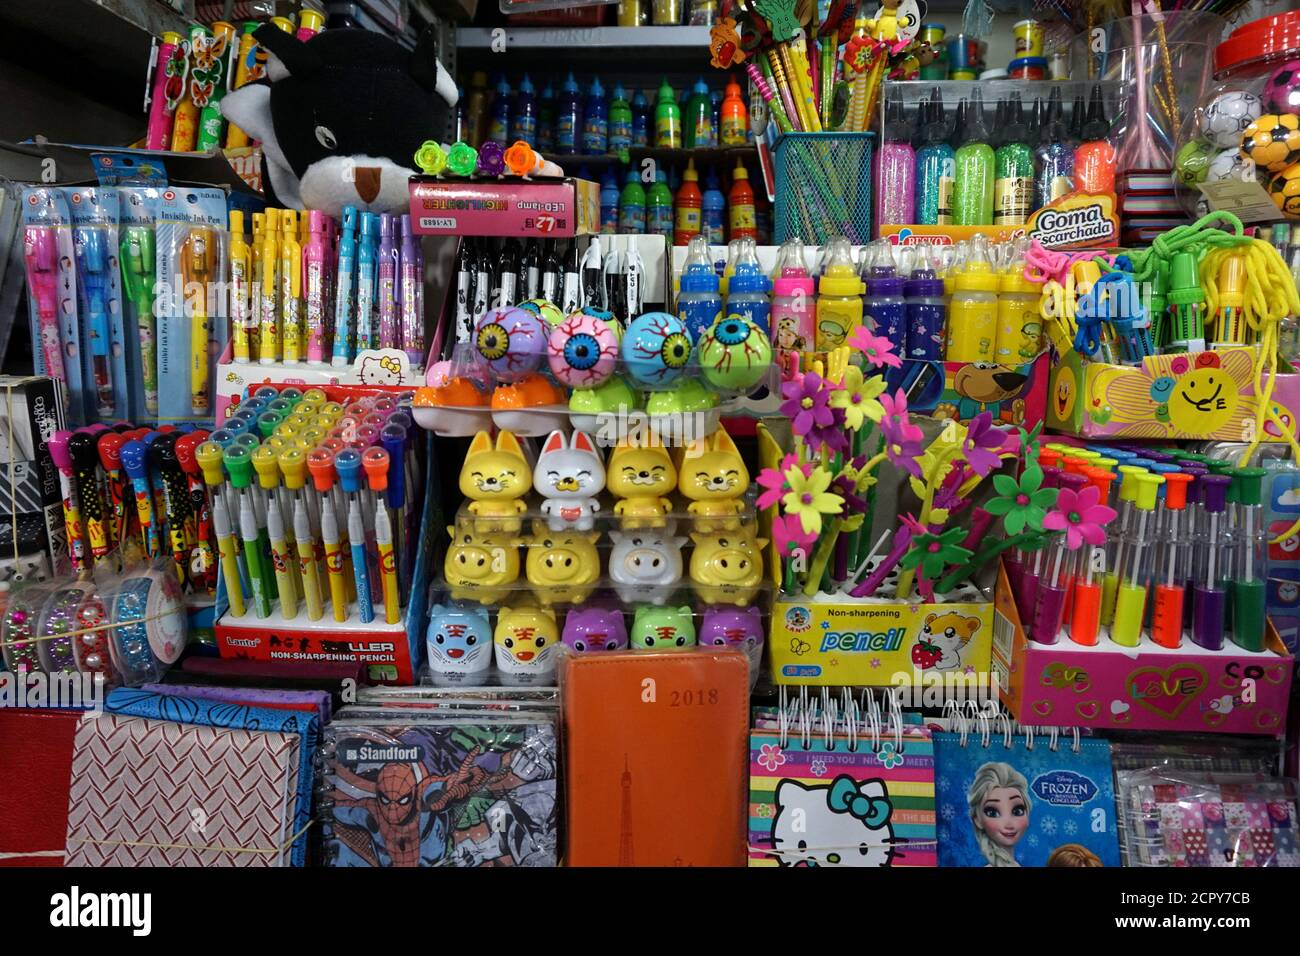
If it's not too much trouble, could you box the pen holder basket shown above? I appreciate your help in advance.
[774,132,875,246]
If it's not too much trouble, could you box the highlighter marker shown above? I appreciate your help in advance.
[304,210,328,364]
[259,209,281,364]
[230,211,253,362]
[1111,473,1163,647]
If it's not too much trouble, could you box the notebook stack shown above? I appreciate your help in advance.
[1119,169,1193,246]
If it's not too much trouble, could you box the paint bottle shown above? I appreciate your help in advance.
[861,240,906,355]
[600,169,621,234]
[632,90,651,147]
[1074,84,1116,194]
[724,237,772,337]
[772,237,815,352]
[702,170,726,244]
[952,88,994,226]
[555,73,583,155]
[583,77,609,155]
[1034,87,1075,209]
[946,233,999,362]
[674,159,703,246]
[647,170,674,244]
[654,79,682,148]
[677,234,722,340]
[510,74,537,147]
[914,91,955,226]
[609,84,633,157]
[720,75,748,146]
[875,101,916,229]
[618,170,646,235]
[488,74,512,145]
[684,78,715,149]
[815,237,864,352]
[994,95,1034,226]
[537,79,556,153]
[727,161,757,241]
[905,244,946,360]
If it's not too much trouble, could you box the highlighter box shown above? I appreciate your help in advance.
[992,562,1294,736]
[1047,345,1300,441]
[408,176,599,238]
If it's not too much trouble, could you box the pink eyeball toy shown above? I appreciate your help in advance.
[474,306,547,383]
[547,308,620,388]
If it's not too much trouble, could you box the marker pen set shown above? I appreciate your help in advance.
[203,387,418,626]
[232,206,427,369]
[1008,443,1270,653]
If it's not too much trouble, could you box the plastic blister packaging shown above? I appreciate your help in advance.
[66,187,126,422]
[21,187,83,422]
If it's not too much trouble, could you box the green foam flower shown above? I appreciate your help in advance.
[984,464,1058,536]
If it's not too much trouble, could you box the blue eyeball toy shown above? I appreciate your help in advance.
[621,311,693,387]
[548,308,620,389]
[474,306,547,383]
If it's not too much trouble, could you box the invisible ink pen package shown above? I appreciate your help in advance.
[118,186,162,423]
[154,187,229,426]
[21,188,85,424]
[64,187,129,424]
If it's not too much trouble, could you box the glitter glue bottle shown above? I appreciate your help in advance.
[904,244,946,360]
[772,238,815,352]
[952,89,994,226]
[676,234,722,340]
[815,237,863,352]
[946,233,999,361]
[1074,85,1116,194]
[914,92,955,226]
[875,101,916,229]
[994,95,1034,227]
[1035,88,1075,209]
[861,240,906,355]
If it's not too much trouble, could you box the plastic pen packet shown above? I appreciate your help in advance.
[67,188,129,422]
[21,187,85,422]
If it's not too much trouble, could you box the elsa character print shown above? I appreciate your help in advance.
[968,762,1031,867]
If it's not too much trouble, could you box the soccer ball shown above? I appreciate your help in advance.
[1269,162,1300,218]
[1205,147,1256,184]
[1174,139,1215,186]
[1240,113,1300,171]
[1199,89,1263,148]
[1263,61,1300,115]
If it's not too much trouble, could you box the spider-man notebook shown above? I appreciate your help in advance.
[318,719,559,867]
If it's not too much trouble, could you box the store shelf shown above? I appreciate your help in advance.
[544,144,757,169]
[459,25,710,49]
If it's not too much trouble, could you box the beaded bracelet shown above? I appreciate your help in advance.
[1,587,50,673]
[75,592,118,685]
[36,586,84,675]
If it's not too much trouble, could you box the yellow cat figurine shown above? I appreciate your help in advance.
[459,430,531,533]
[608,441,676,529]
[675,424,749,531]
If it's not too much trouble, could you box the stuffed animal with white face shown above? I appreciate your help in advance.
[221,25,456,216]
[535,430,605,531]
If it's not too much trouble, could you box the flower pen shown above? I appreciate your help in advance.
[1030,472,1090,644]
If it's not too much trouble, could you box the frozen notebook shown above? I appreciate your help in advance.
[319,719,559,867]
[1117,769,1299,867]
[748,703,938,867]
[933,729,1120,867]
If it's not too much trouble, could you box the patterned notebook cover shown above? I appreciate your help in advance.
[321,720,558,867]
[934,733,1120,867]
[748,727,938,867]
[1118,770,1299,867]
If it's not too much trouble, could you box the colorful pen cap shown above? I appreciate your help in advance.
[307,447,336,491]
[1162,472,1193,509]
[333,448,363,493]
[1199,474,1232,513]
[362,447,391,491]
[195,441,226,486]
[235,433,261,452]
[251,445,281,489]
[278,448,308,490]
[223,444,254,489]
[1233,467,1266,506]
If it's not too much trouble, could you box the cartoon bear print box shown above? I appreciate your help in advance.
[222,25,456,216]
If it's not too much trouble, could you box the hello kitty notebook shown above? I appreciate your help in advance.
[748,722,938,867]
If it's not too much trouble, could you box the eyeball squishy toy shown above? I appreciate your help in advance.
[621,311,693,387]
[548,308,620,388]
[697,314,773,391]
[474,306,547,382]
[518,298,565,326]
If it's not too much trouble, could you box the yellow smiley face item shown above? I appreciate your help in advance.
[1169,366,1238,435]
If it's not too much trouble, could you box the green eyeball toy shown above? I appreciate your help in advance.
[697,314,773,392]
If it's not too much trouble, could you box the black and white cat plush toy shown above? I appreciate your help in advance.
[221,24,456,216]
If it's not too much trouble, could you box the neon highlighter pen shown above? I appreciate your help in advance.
[362,448,401,624]
[259,209,281,364]
[399,214,423,364]
[229,211,253,363]
[308,448,349,621]
[74,225,115,416]
[333,448,374,623]
[355,212,379,352]
[183,228,215,415]
[1231,468,1268,651]
[304,210,328,364]
[1150,471,1194,648]
[1111,473,1163,647]
[1069,466,1116,646]
[332,207,358,367]
[1031,472,1088,645]
[24,226,66,382]
[279,210,303,364]
[377,213,398,349]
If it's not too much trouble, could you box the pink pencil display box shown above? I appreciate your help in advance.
[992,563,1294,737]
[408,176,599,238]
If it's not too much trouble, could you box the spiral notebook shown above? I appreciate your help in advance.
[933,729,1120,868]
[748,701,938,868]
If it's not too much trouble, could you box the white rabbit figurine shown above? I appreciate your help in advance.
[535,430,605,531]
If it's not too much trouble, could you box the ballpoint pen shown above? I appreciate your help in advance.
[1111,473,1163,648]
[182,228,215,416]
[48,431,89,574]
[280,210,303,364]
[356,212,379,353]
[259,208,281,365]
[453,236,475,346]
[1191,474,1233,651]
[1210,250,1249,347]
[334,448,374,624]
[304,210,328,365]
[1167,250,1205,353]
[363,447,401,624]
[250,212,265,360]
[377,213,398,350]
[229,210,253,363]
[120,439,159,559]
[309,449,349,621]
[211,495,246,617]
[265,488,298,620]
[561,240,582,315]
[580,236,603,311]
[75,225,116,417]
[400,214,423,365]
[1151,472,1194,649]
[68,431,111,568]
[23,226,66,383]
[540,239,561,306]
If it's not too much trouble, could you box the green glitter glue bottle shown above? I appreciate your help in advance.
[952,87,994,226]
[994,94,1034,227]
